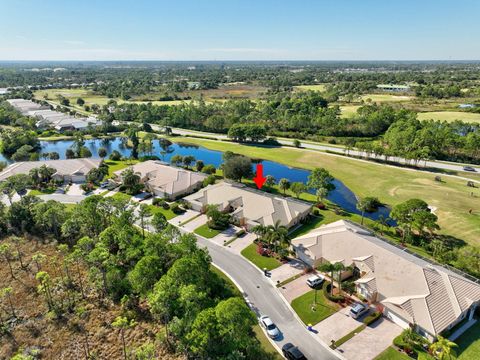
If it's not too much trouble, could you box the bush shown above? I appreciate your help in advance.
[263,137,281,146]
[162,202,170,210]
[201,164,216,175]
[322,281,345,302]
[170,203,183,214]
[152,197,163,206]
[363,311,382,325]
[203,174,216,187]
[109,150,122,161]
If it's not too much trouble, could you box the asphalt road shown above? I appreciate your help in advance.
[194,235,339,360]
[166,126,480,174]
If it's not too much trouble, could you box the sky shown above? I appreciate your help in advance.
[1,0,479,61]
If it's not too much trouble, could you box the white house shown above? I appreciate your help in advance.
[291,220,480,341]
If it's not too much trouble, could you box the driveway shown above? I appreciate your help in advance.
[314,306,364,345]
[66,183,84,196]
[168,209,200,226]
[278,274,312,303]
[270,259,306,285]
[180,214,208,232]
[209,226,239,246]
[337,317,402,360]
[38,194,86,203]
[191,233,339,360]
[227,232,256,253]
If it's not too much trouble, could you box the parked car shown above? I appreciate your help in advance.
[282,343,307,360]
[350,303,369,319]
[54,188,65,194]
[100,181,110,188]
[306,274,325,288]
[260,315,280,339]
[463,166,477,172]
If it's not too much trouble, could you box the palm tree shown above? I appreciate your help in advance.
[278,178,290,196]
[266,221,289,253]
[318,261,336,295]
[356,198,370,225]
[429,336,457,360]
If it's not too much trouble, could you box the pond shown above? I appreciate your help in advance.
[0,137,394,224]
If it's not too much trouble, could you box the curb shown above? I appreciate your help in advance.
[271,276,346,360]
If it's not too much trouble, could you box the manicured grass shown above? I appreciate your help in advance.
[339,105,361,118]
[456,320,480,360]
[334,324,366,347]
[170,137,480,246]
[360,94,413,102]
[418,111,480,124]
[148,204,177,220]
[294,84,327,92]
[252,324,283,360]
[210,266,282,359]
[290,289,339,325]
[241,243,282,271]
[374,347,410,360]
[105,159,139,177]
[194,223,222,238]
[29,188,56,196]
[111,192,132,202]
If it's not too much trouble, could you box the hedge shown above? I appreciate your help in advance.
[363,311,382,325]
[322,281,345,302]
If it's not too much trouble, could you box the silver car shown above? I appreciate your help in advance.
[350,303,369,319]
[260,315,280,339]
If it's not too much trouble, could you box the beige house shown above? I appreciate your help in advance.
[184,181,311,229]
[291,220,480,341]
[114,160,207,200]
[0,159,102,183]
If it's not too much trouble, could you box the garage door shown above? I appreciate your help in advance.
[384,308,410,329]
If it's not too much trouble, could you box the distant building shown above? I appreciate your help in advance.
[0,158,102,183]
[113,160,207,200]
[7,98,100,131]
[376,84,411,92]
[185,181,311,229]
[0,88,9,95]
[291,220,480,341]
[458,104,476,109]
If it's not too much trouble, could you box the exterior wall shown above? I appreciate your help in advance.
[383,307,411,330]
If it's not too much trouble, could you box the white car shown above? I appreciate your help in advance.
[306,274,325,288]
[260,315,280,339]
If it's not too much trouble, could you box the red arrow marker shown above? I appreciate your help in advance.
[253,163,267,189]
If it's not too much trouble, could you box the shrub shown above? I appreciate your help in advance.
[109,150,122,161]
[203,174,216,187]
[322,281,345,302]
[170,203,183,214]
[363,311,382,325]
[202,164,216,175]
[293,139,301,148]
[152,197,163,206]
[162,202,170,210]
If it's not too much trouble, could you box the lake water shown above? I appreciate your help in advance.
[0,137,394,223]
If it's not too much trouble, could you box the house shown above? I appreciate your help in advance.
[291,220,480,341]
[376,84,411,92]
[185,181,311,229]
[113,160,207,200]
[8,98,99,131]
[0,158,102,184]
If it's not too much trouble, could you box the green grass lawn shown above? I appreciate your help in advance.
[294,84,327,92]
[29,188,56,196]
[111,192,132,202]
[104,159,139,177]
[455,320,480,359]
[210,266,282,359]
[374,347,410,360]
[418,111,480,124]
[290,289,339,325]
[359,94,414,102]
[170,137,480,246]
[194,223,222,238]
[148,204,178,220]
[339,105,361,118]
[241,243,282,271]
